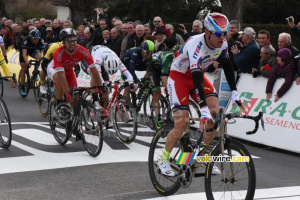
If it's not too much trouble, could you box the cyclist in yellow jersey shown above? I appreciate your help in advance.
[40,41,63,94]
[0,35,16,87]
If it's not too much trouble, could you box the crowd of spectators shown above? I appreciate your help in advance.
[0,11,300,101]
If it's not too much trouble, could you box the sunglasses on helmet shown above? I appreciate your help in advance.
[210,31,228,37]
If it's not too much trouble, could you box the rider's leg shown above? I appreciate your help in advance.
[0,61,16,87]
[161,76,168,89]
[53,70,69,100]
[203,96,220,145]
[20,62,27,85]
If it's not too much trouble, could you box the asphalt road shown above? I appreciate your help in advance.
[0,80,300,200]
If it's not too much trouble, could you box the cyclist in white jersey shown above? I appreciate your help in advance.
[90,45,136,110]
[158,13,246,176]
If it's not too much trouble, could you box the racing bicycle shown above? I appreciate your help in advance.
[148,109,264,199]
[0,97,12,148]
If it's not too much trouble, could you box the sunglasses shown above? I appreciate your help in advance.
[32,37,40,40]
[153,20,161,23]
[64,38,77,43]
[144,50,152,55]
[211,31,227,37]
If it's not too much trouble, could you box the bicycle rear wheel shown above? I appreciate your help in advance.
[80,101,103,157]
[32,75,39,102]
[205,139,256,200]
[148,124,182,196]
[49,97,70,145]
[0,98,12,148]
[113,96,137,144]
[18,69,29,98]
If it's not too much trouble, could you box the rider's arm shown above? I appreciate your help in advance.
[128,54,138,81]
[90,65,103,86]
[119,62,133,85]
[22,49,29,65]
[217,57,237,91]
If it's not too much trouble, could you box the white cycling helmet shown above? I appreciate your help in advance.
[104,55,119,75]
[204,13,229,32]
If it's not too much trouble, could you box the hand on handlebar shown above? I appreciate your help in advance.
[232,90,246,114]
[200,107,214,132]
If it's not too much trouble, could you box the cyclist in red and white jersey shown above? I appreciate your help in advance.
[158,13,246,176]
[48,28,102,104]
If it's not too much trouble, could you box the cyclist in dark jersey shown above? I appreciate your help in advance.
[148,37,178,129]
[19,29,45,95]
[121,40,154,99]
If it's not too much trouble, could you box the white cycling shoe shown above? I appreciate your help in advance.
[212,164,221,175]
[157,156,175,177]
[40,84,47,94]
[94,101,102,110]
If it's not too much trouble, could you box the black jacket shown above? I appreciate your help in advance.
[111,35,122,57]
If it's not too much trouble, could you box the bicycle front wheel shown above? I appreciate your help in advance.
[205,139,256,200]
[113,96,137,144]
[32,76,39,102]
[0,98,12,148]
[49,97,70,145]
[148,124,182,196]
[80,101,103,157]
[0,73,3,97]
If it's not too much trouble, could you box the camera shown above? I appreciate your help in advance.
[179,25,184,30]
[286,17,293,23]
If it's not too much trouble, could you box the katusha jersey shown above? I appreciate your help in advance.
[170,33,228,77]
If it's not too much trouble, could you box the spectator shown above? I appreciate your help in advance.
[144,24,152,36]
[59,19,64,27]
[165,24,184,45]
[91,19,110,45]
[120,24,130,58]
[257,30,272,48]
[110,27,122,57]
[125,22,138,50]
[111,17,120,26]
[14,25,23,50]
[26,19,33,27]
[1,17,7,28]
[179,20,203,41]
[63,20,73,29]
[3,25,14,50]
[44,27,53,46]
[84,27,93,49]
[45,19,52,28]
[287,16,300,38]
[134,20,142,26]
[232,27,260,74]
[77,25,86,46]
[121,23,128,38]
[22,21,28,33]
[144,35,155,43]
[154,28,166,51]
[227,20,242,71]
[252,45,277,78]
[277,32,299,64]
[94,8,113,29]
[51,19,62,42]
[40,18,46,27]
[266,48,296,102]
[135,24,145,47]
[35,20,46,41]
[102,30,112,48]
[152,16,171,37]
[114,20,122,31]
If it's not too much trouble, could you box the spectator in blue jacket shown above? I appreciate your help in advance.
[231,27,260,74]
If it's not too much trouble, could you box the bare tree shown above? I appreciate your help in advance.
[220,0,244,23]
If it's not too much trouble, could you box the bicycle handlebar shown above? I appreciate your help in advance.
[206,111,264,135]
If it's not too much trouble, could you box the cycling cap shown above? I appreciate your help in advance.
[141,40,154,52]
[204,13,229,32]
[30,29,40,38]
[59,28,77,41]
[104,55,119,75]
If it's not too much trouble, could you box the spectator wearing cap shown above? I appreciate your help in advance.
[44,27,53,46]
[231,27,260,74]
[252,45,277,78]
[179,20,203,41]
[110,27,122,57]
[266,48,296,102]
[136,25,145,47]
[152,16,171,38]
[277,32,299,64]
[154,28,166,51]
[166,24,184,45]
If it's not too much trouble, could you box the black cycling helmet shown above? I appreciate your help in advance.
[29,29,40,38]
[59,28,77,41]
